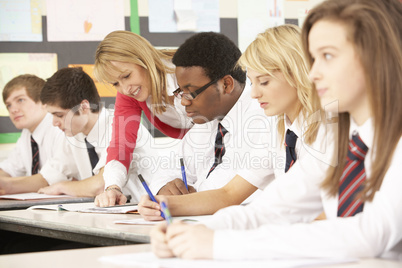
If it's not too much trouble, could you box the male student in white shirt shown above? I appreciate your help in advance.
[38,67,156,201]
[0,74,64,194]
[131,32,273,212]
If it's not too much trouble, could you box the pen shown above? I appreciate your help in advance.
[180,158,188,190]
[138,174,165,219]
[160,201,172,225]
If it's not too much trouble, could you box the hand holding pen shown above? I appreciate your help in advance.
[138,174,165,220]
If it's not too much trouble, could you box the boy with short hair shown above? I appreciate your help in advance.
[0,74,64,194]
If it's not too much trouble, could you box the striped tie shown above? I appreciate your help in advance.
[31,135,40,175]
[207,123,228,178]
[337,134,369,217]
[285,129,298,173]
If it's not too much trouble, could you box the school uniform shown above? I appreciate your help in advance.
[0,113,64,177]
[40,108,157,201]
[149,85,274,198]
[239,113,323,189]
[205,118,402,260]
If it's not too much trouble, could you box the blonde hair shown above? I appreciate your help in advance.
[302,0,402,201]
[239,24,322,145]
[94,30,176,114]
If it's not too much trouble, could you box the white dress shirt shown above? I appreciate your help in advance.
[237,113,323,189]
[40,108,157,202]
[205,117,402,260]
[0,113,64,177]
[149,85,274,197]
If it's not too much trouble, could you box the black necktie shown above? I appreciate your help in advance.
[285,129,298,173]
[207,123,228,178]
[337,134,369,217]
[85,138,99,175]
[31,135,40,175]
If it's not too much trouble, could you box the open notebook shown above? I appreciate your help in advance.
[28,202,138,214]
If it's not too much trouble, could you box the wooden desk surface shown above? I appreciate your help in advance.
[0,209,152,246]
[0,196,94,210]
[0,244,401,268]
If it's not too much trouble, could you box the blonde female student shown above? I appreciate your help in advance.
[139,24,326,220]
[93,31,193,207]
[151,0,402,260]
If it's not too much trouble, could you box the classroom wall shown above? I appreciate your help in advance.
[0,0,323,141]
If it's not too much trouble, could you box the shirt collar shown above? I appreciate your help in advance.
[284,113,303,139]
[349,117,374,148]
[86,107,106,146]
[220,84,252,131]
[31,113,53,145]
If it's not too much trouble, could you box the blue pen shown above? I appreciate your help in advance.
[160,201,172,225]
[138,174,165,219]
[180,158,188,190]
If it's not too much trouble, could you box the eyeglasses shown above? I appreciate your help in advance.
[173,79,219,101]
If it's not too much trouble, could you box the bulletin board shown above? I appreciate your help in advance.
[0,0,321,143]
[0,15,238,142]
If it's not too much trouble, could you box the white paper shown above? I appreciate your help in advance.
[0,193,71,200]
[28,202,138,214]
[237,0,284,52]
[114,215,213,225]
[0,0,43,42]
[46,0,125,42]
[99,251,358,268]
[148,0,219,33]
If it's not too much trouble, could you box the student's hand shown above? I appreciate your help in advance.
[166,221,214,259]
[94,186,126,207]
[150,221,175,258]
[138,195,164,221]
[0,177,11,195]
[157,178,196,195]
[38,182,64,195]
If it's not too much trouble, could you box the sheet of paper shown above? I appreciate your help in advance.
[28,202,138,214]
[46,0,124,41]
[99,251,358,268]
[148,0,219,33]
[237,0,284,52]
[0,0,42,42]
[0,193,71,200]
[114,215,213,225]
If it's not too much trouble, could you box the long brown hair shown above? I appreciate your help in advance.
[302,0,402,201]
[94,31,176,114]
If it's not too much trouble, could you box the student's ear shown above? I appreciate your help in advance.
[80,100,91,115]
[222,75,234,94]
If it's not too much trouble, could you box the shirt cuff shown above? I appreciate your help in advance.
[40,163,68,185]
[103,160,128,190]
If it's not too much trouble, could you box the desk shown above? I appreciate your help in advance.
[0,244,401,268]
[0,209,152,246]
[0,196,94,210]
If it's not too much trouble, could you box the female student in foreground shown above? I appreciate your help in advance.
[139,24,327,220]
[150,0,402,260]
[93,31,193,207]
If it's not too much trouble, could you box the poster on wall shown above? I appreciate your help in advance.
[237,0,284,52]
[0,0,42,42]
[0,53,57,116]
[46,0,125,42]
[148,0,220,33]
